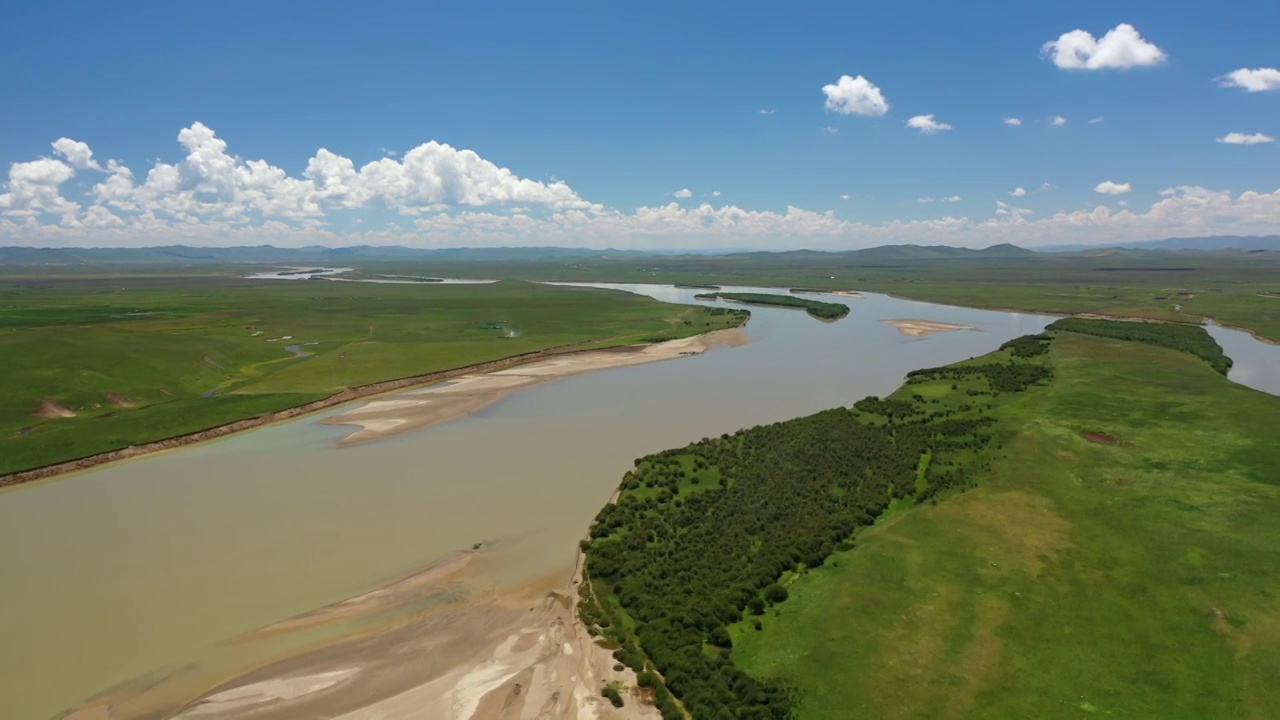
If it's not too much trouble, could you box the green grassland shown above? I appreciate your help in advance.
[0,276,743,477]
[733,330,1280,718]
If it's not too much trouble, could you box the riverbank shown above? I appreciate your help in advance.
[0,327,748,490]
[325,327,751,445]
[69,512,655,720]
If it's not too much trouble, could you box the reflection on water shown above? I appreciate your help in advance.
[1205,321,1280,395]
[3,284,1274,718]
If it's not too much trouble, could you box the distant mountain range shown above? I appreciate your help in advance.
[1040,235,1280,252]
[1,236,1276,266]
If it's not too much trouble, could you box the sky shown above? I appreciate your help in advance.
[1,0,1278,250]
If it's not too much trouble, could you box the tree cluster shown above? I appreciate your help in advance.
[579,334,1059,718]
[1047,318,1232,375]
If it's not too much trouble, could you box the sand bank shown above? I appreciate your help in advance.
[884,318,978,337]
[70,540,656,720]
[324,327,750,445]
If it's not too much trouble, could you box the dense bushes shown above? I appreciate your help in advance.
[1048,318,1232,375]
[578,337,1068,718]
[695,292,850,320]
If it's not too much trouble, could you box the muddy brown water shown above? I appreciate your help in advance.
[2,284,1274,719]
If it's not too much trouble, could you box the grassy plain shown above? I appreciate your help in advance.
[733,331,1280,718]
[344,249,1280,341]
[0,275,741,476]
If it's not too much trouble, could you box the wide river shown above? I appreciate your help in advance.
[2,284,1277,719]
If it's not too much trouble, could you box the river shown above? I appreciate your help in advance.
[1,284,1276,719]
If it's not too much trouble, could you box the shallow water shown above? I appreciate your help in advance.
[1,285,1272,719]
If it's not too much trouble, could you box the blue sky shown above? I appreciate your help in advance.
[1,0,1277,248]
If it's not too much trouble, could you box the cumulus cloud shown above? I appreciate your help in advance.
[1050,116,1068,127]
[822,126,840,135]
[906,115,953,134]
[0,158,80,218]
[52,138,102,171]
[759,108,776,115]
[1042,23,1167,70]
[1010,187,1027,197]
[711,190,721,197]
[1217,67,1280,92]
[1095,181,1132,195]
[917,197,934,204]
[841,194,850,201]
[1003,117,1023,127]
[1217,132,1276,145]
[673,188,693,199]
[822,75,890,116]
[942,196,961,203]
[7,123,1280,251]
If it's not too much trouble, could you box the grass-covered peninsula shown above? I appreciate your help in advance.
[0,276,745,478]
[694,291,849,320]
[579,320,1280,719]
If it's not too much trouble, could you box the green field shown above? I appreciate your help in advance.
[733,330,1280,718]
[0,276,744,477]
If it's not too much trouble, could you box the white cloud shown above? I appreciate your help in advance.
[1040,182,1055,191]
[942,196,961,203]
[840,194,850,201]
[1095,181,1132,195]
[823,126,840,135]
[1010,187,1027,197]
[1217,67,1280,93]
[1050,116,1068,127]
[1003,117,1023,126]
[822,75,890,116]
[673,188,693,199]
[7,124,1280,251]
[0,158,80,218]
[711,190,721,197]
[917,197,934,204]
[1088,116,1105,124]
[52,138,102,171]
[759,108,776,115]
[906,114,953,134]
[1217,132,1276,145]
[1042,23,1167,70]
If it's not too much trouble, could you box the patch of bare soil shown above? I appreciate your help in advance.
[34,399,76,419]
[107,393,135,408]
[1080,432,1116,445]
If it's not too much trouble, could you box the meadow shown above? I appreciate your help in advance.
[732,328,1280,718]
[0,275,742,477]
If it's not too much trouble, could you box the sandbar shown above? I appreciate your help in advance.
[324,327,750,445]
[883,318,978,337]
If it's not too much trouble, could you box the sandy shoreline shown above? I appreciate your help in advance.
[324,328,750,445]
[883,318,979,337]
[68,515,657,720]
[0,327,748,490]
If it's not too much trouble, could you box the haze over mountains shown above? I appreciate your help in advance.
[1,236,1277,267]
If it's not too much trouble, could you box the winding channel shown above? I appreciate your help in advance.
[1,283,1276,719]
